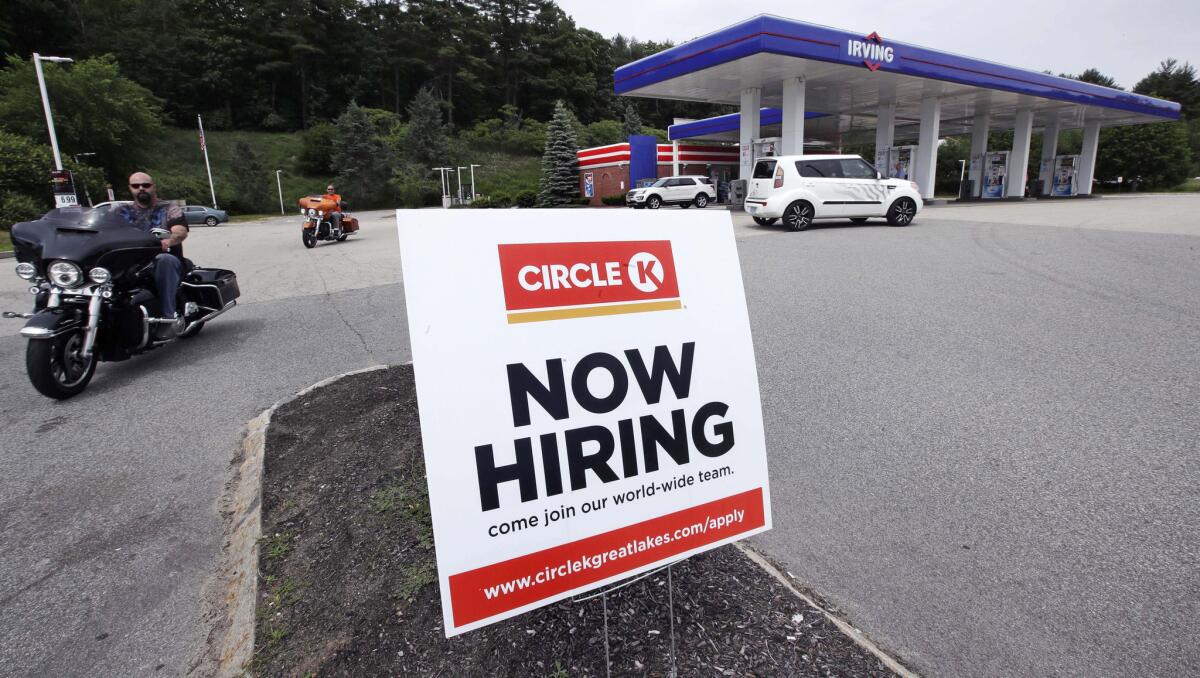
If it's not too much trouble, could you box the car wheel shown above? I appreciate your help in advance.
[850,217,869,224]
[752,216,778,226]
[782,201,814,232]
[886,198,917,226]
[204,216,218,227]
[647,195,662,209]
[679,202,690,209]
[694,194,709,208]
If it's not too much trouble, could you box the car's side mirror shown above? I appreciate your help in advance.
[875,170,883,180]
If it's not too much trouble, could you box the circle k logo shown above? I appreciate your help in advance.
[627,252,665,293]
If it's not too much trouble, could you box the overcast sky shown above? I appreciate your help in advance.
[555,0,1200,92]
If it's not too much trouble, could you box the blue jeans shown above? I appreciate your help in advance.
[154,253,182,317]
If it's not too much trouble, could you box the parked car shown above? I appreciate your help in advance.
[90,201,131,210]
[743,155,922,231]
[627,175,716,209]
[183,204,229,226]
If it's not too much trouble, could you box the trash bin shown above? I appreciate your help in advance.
[958,179,973,200]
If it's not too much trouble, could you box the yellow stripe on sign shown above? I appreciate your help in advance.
[507,299,682,324]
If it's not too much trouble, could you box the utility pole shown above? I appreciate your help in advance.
[275,169,285,215]
[198,115,218,208]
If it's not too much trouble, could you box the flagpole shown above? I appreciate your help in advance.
[198,114,218,208]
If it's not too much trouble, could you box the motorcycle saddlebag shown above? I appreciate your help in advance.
[182,268,241,310]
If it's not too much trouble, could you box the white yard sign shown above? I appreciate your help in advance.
[396,209,770,636]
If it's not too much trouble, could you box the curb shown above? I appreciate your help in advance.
[735,543,919,678]
[199,364,389,676]
[0,251,14,260]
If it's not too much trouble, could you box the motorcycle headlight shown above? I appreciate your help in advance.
[48,261,84,288]
[307,208,317,217]
[15,262,36,280]
[317,210,325,217]
[88,267,111,284]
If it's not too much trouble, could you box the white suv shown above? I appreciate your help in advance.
[744,155,922,231]
[627,175,716,209]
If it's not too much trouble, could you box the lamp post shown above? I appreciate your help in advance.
[469,163,481,201]
[33,53,72,171]
[456,166,466,204]
[433,167,452,208]
[275,170,285,215]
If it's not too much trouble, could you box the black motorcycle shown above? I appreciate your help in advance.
[4,206,240,399]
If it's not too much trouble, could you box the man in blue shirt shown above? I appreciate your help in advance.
[118,172,189,338]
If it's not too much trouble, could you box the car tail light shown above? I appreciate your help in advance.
[773,165,784,188]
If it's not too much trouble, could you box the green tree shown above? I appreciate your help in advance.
[403,87,449,167]
[229,140,271,213]
[1064,68,1121,89]
[622,102,643,139]
[331,101,393,207]
[1134,59,1200,119]
[297,122,338,175]
[536,100,579,206]
[1097,122,1191,189]
[0,54,162,182]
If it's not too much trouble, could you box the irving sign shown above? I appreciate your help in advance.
[397,209,771,636]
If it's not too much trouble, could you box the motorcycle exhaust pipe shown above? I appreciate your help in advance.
[2,311,34,319]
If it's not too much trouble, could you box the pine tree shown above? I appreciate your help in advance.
[537,100,580,207]
[230,140,270,213]
[622,101,643,139]
[331,101,391,207]
[404,87,449,166]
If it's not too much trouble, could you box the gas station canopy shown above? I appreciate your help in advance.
[617,15,1178,135]
[612,15,1181,198]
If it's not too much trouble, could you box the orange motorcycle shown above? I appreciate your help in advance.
[297,195,359,248]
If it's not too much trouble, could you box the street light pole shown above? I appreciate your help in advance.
[456,166,466,204]
[469,164,481,200]
[275,170,285,215]
[433,167,452,207]
[33,53,72,172]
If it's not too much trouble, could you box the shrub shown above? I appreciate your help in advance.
[514,190,537,208]
[601,194,627,206]
[1,191,43,228]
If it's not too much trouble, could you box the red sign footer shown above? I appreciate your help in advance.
[448,487,765,628]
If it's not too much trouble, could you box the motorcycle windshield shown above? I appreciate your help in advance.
[11,205,161,268]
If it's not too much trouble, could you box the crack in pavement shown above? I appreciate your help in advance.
[304,247,376,363]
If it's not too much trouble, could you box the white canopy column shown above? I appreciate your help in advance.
[739,87,761,180]
[1007,109,1034,198]
[875,102,896,169]
[968,110,990,198]
[781,77,806,156]
[1039,117,1061,196]
[913,96,941,200]
[1077,119,1101,195]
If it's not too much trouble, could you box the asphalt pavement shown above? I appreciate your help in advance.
[0,198,1197,675]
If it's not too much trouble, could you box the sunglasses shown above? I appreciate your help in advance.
[130,183,154,189]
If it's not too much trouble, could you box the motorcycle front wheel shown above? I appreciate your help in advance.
[302,230,317,248]
[26,329,96,399]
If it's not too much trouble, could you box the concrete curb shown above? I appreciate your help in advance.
[0,251,14,259]
[735,543,919,678]
[199,364,389,676]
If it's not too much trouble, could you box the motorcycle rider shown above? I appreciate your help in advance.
[118,172,188,338]
[323,183,344,233]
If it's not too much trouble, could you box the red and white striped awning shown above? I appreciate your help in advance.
[577,143,738,169]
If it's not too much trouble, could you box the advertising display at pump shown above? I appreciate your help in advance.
[1052,156,1079,196]
[875,146,916,180]
[396,210,771,636]
[982,151,1010,199]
